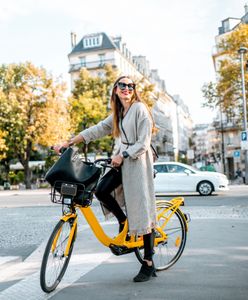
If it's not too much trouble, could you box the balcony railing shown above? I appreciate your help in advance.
[69,59,116,72]
[213,119,242,131]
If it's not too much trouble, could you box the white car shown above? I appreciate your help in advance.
[154,162,229,196]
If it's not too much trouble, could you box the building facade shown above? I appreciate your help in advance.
[173,95,194,161]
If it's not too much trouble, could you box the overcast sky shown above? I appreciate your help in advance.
[0,0,246,124]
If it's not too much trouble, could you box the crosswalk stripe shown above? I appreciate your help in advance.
[0,252,112,299]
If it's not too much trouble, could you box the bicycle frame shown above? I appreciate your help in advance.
[156,197,189,232]
[53,196,187,257]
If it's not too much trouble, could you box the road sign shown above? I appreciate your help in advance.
[241,131,248,141]
[233,150,241,162]
[233,150,240,157]
[241,131,248,150]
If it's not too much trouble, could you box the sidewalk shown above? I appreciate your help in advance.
[0,183,248,196]
[0,188,50,197]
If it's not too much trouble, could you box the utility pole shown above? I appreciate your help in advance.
[219,107,226,174]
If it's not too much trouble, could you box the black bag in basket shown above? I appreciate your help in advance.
[45,147,101,197]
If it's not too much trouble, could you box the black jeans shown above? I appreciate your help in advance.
[95,167,154,261]
[95,168,126,223]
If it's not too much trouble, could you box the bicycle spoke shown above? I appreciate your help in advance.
[40,219,77,293]
[135,203,187,271]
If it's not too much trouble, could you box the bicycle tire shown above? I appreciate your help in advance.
[134,203,187,271]
[40,218,77,293]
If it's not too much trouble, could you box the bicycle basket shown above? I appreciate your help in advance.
[45,147,101,187]
[51,180,95,207]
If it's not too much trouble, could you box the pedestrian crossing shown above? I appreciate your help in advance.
[0,252,112,300]
[0,222,116,299]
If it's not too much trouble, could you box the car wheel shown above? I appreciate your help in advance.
[197,181,214,196]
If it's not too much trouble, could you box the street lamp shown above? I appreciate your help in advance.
[217,87,232,175]
[238,47,248,184]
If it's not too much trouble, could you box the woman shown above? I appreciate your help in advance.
[54,76,157,282]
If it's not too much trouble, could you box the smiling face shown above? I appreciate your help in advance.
[115,77,135,106]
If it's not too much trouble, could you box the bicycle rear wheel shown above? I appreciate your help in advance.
[135,203,187,271]
[40,217,77,293]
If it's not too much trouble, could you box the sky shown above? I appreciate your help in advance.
[0,0,246,124]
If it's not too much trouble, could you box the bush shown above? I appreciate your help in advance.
[8,170,25,184]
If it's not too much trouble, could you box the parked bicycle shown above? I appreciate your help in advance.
[40,148,189,293]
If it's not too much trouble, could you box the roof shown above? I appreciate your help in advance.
[69,32,117,55]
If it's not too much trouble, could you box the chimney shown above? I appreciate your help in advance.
[122,43,126,54]
[73,33,77,47]
[245,4,248,14]
[71,32,77,48]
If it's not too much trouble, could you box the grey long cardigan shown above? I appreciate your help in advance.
[80,102,156,235]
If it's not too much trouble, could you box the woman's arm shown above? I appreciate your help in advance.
[79,114,113,144]
[53,114,113,154]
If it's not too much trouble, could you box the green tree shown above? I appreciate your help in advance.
[0,62,70,188]
[202,24,248,121]
[69,65,118,158]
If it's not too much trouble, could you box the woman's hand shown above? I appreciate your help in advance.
[53,141,70,155]
[111,154,123,167]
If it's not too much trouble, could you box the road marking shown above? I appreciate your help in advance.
[0,252,112,299]
[0,256,21,270]
[0,222,117,299]
[183,206,248,219]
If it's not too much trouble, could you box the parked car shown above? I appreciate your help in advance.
[154,162,229,196]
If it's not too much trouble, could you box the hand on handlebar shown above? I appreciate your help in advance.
[111,154,123,167]
[52,141,70,155]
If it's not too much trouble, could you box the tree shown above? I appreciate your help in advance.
[0,62,70,188]
[69,65,118,158]
[202,24,248,121]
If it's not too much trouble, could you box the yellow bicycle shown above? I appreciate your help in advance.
[40,158,189,293]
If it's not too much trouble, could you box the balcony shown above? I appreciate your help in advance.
[69,59,116,72]
[213,119,242,132]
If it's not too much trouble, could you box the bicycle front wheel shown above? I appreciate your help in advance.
[40,217,77,293]
[135,203,187,271]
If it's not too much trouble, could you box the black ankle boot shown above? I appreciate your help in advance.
[133,261,157,282]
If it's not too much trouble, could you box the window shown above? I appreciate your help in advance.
[80,56,86,67]
[167,164,189,173]
[154,165,168,173]
[99,53,105,66]
[83,34,103,48]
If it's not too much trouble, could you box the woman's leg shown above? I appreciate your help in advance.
[143,230,155,263]
[133,230,156,282]
[95,168,126,224]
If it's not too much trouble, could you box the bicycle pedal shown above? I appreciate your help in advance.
[109,244,134,256]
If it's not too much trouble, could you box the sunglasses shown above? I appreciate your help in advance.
[116,82,136,91]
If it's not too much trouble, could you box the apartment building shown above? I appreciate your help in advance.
[173,95,193,161]
[68,32,193,160]
[211,5,248,178]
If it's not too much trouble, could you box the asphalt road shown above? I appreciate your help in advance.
[0,185,248,299]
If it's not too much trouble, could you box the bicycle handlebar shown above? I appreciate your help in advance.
[50,146,112,165]
[94,158,112,164]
